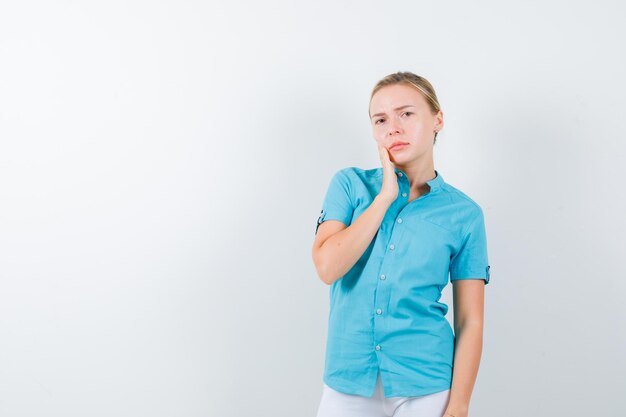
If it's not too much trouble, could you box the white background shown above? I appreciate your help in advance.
[1,1,624,416]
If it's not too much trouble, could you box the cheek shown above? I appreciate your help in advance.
[412,123,430,135]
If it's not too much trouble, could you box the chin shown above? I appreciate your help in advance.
[390,153,413,164]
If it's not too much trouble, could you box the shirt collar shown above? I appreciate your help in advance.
[393,168,444,192]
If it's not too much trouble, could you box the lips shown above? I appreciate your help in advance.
[390,142,409,150]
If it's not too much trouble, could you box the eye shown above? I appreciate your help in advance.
[402,111,413,117]
[374,118,385,125]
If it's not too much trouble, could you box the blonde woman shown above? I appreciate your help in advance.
[312,72,490,417]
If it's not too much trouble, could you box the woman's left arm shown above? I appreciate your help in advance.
[443,279,485,417]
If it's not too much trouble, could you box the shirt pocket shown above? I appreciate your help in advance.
[399,216,456,287]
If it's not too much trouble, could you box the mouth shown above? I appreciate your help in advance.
[389,142,409,151]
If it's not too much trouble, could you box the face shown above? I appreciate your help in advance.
[369,83,443,166]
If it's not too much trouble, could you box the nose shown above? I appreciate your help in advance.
[387,118,402,137]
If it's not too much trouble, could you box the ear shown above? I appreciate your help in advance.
[435,110,444,130]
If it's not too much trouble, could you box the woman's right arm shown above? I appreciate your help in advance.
[311,195,393,285]
[311,143,398,285]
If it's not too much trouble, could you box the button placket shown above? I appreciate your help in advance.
[374,169,408,358]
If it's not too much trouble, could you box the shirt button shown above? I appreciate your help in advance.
[398,172,403,177]
[397,218,402,223]
[389,244,395,250]
[375,345,381,351]
[376,308,382,314]
[380,274,386,280]
[402,192,407,197]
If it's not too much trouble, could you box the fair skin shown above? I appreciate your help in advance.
[369,83,442,201]
[312,83,484,417]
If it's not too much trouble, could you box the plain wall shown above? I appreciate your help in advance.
[0,1,624,416]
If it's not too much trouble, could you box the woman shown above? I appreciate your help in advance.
[312,71,490,417]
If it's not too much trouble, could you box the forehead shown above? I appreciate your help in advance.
[370,84,428,113]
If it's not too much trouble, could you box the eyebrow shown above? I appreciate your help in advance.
[370,105,416,119]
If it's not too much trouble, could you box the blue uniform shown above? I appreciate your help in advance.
[315,166,490,398]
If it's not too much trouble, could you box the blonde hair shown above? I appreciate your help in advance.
[369,71,442,144]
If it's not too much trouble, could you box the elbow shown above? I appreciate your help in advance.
[319,264,343,285]
[320,275,333,286]
[311,251,334,285]
[312,238,347,285]
[315,261,334,285]
[454,319,484,336]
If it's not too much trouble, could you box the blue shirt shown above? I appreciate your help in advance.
[315,166,490,398]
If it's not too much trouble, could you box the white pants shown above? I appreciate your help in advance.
[316,371,451,417]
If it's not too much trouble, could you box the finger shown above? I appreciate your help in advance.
[378,143,388,159]
[378,142,386,156]
[378,143,388,162]
[382,146,393,166]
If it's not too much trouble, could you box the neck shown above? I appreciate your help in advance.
[395,161,436,194]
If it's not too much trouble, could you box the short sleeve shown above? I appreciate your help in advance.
[315,169,354,235]
[449,209,490,285]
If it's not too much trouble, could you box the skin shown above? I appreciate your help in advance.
[312,83,484,417]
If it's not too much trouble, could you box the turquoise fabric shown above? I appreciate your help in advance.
[315,166,490,398]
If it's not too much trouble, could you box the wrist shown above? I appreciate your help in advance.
[375,194,395,206]
[444,406,469,417]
